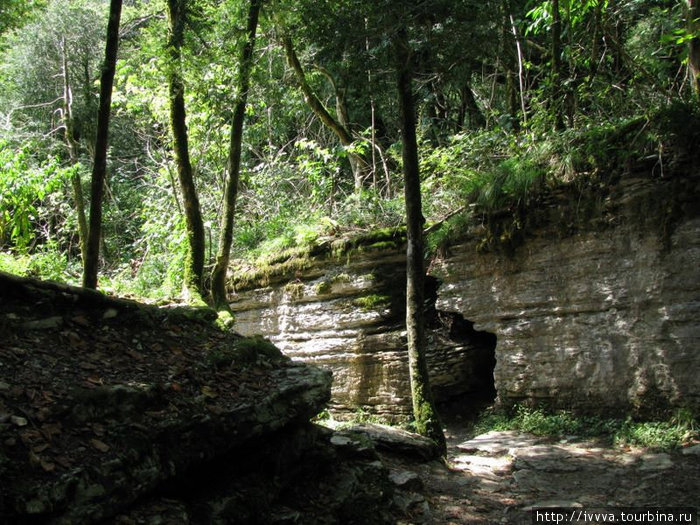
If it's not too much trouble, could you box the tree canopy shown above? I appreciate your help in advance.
[0,0,696,293]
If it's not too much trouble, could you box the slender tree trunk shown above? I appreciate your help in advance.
[82,0,122,289]
[211,0,261,310]
[60,37,88,265]
[280,33,369,190]
[551,0,564,130]
[509,14,528,127]
[395,28,446,455]
[590,0,603,81]
[689,0,700,99]
[166,0,205,299]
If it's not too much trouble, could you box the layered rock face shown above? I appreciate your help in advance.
[433,172,700,415]
[230,247,495,421]
[231,165,700,418]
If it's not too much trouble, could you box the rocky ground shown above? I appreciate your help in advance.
[377,421,700,524]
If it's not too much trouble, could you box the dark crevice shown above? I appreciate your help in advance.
[424,276,497,421]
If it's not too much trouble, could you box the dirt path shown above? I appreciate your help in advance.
[385,423,700,524]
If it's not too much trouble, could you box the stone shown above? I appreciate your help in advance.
[522,500,583,511]
[638,453,673,471]
[229,167,700,418]
[452,454,513,479]
[389,469,423,491]
[343,423,443,460]
[457,431,543,455]
[22,316,63,329]
[432,174,700,416]
[230,249,496,422]
[681,444,700,456]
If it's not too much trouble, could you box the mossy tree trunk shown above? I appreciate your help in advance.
[395,27,446,455]
[211,0,262,310]
[82,0,122,289]
[60,36,88,266]
[166,0,206,300]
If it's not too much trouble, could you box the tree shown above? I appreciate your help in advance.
[211,0,262,310]
[165,0,206,299]
[689,0,700,99]
[395,24,446,454]
[550,0,564,129]
[82,0,122,289]
[279,31,370,191]
[59,35,89,265]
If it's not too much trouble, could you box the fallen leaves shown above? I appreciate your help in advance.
[90,439,110,453]
[10,415,27,427]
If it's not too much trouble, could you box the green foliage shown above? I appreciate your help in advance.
[0,250,30,275]
[0,0,694,300]
[475,405,698,451]
[350,406,383,425]
[0,141,74,250]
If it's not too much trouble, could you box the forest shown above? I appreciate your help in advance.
[1,0,698,299]
[1,1,700,521]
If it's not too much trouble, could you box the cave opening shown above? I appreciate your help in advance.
[425,276,497,422]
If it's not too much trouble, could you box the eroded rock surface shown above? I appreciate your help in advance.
[432,170,700,415]
[230,247,495,421]
[394,429,700,524]
[231,165,700,418]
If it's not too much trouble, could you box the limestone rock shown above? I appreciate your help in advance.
[230,249,495,422]
[230,166,700,419]
[457,431,543,455]
[389,469,423,491]
[431,170,700,416]
[343,422,443,460]
[681,444,700,456]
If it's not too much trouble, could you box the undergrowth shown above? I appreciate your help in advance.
[475,405,698,451]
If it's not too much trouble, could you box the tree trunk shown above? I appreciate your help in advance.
[395,28,446,455]
[166,0,206,299]
[457,81,485,130]
[689,0,700,99]
[551,0,564,130]
[82,0,122,289]
[280,34,369,190]
[210,0,261,310]
[60,37,88,265]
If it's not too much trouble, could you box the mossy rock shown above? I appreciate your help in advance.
[315,280,332,295]
[207,336,286,369]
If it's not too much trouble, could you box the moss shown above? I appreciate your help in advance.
[352,294,391,311]
[215,309,235,331]
[233,227,406,291]
[233,254,313,290]
[314,280,332,295]
[206,335,285,369]
[331,227,406,259]
[283,282,305,300]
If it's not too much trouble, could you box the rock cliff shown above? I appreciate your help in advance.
[230,161,700,419]
[433,167,700,415]
[230,243,496,421]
